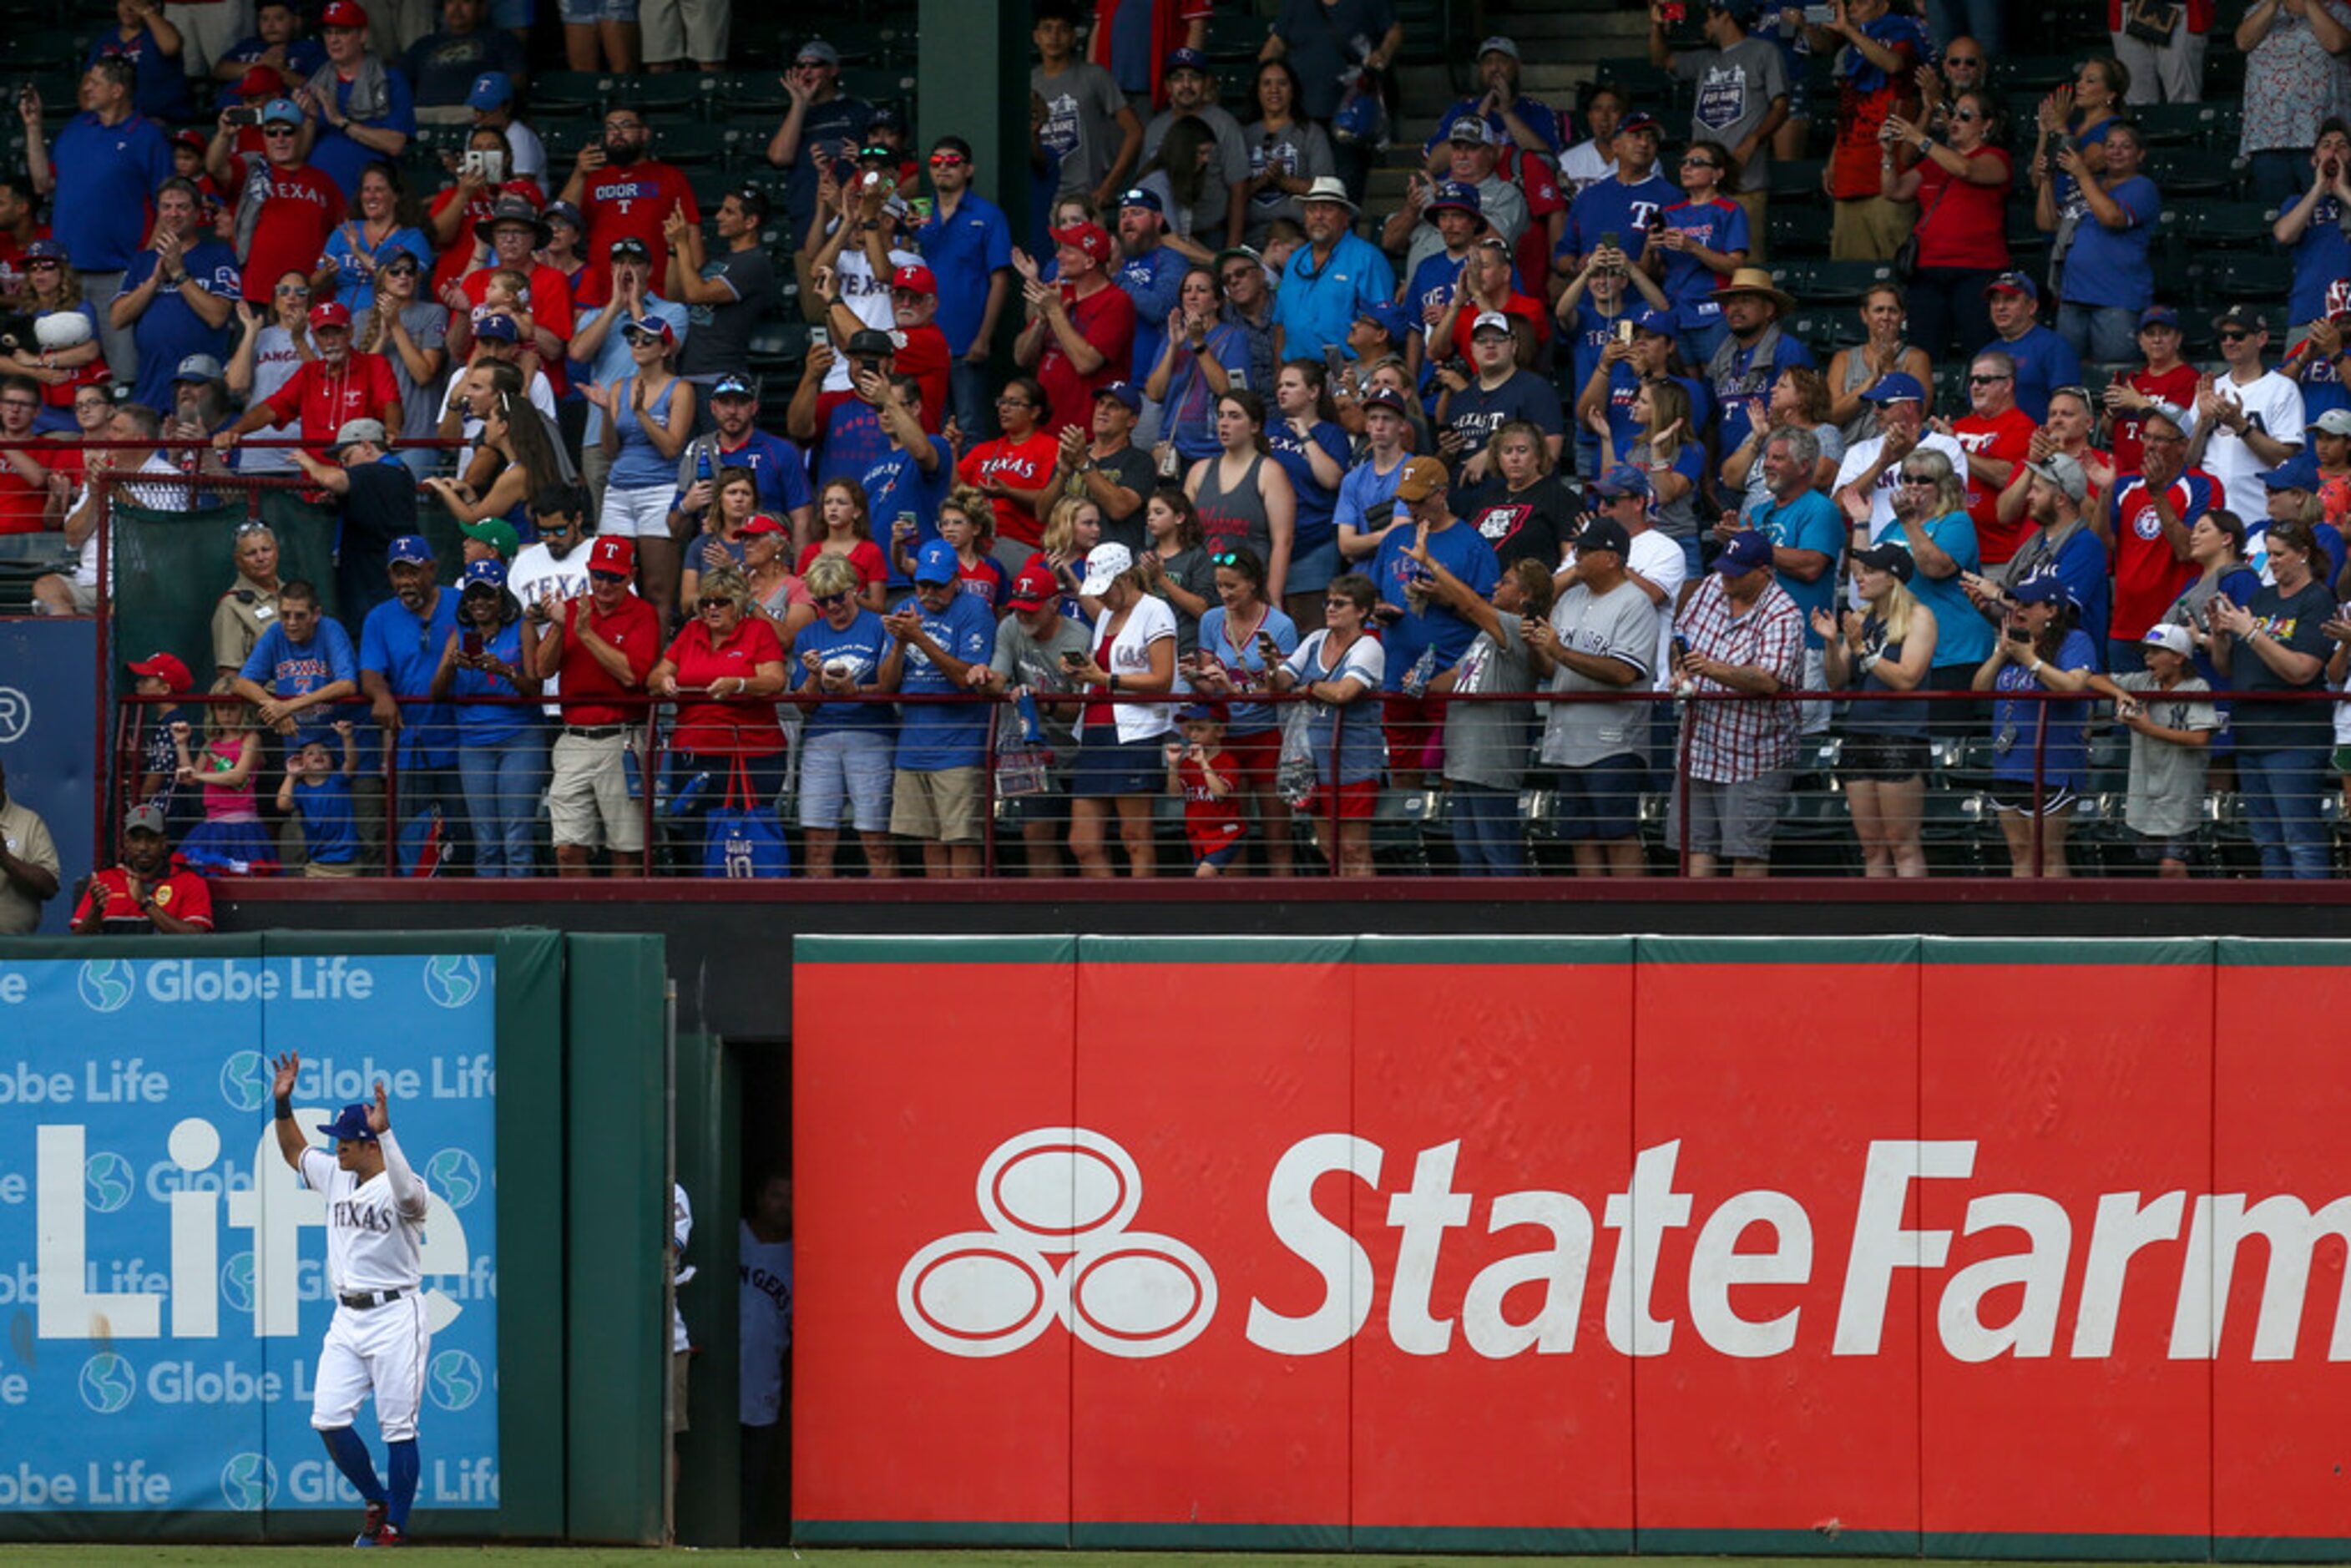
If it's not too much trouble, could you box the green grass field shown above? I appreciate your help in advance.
[0,1552,2131,1568]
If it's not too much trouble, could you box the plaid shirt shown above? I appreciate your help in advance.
[1680,574,1804,783]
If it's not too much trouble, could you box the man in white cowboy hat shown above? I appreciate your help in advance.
[1272,176,1395,364]
[1704,265,1813,461]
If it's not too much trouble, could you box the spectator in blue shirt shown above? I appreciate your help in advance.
[1272,180,1395,364]
[430,559,544,876]
[114,180,240,412]
[880,540,998,876]
[26,58,174,377]
[212,0,327,97]
[2042,124,2161,365]
[917,135,1016,441]
[1113,186,1189,433]
[2274,120,2351,338]
[1558,111,1677,278]
[791,553,901,878]
[1977,271,2082,424]
[1739,424,1846,722]
[300,1,417,200]
[88,0,195,123]
[232,579,360,751]
[1371,454,1499,787]
[1422,36,1563,168]
[360,534,465,867]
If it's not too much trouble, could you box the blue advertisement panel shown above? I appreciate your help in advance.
[0,618,99,937]
[0,953,498,1519]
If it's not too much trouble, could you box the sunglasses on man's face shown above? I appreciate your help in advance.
[2220,330,2252,342]
[928,152,968,168]
[263,126,298,138]
[589,569,629,584]
[1968,373,2010,384]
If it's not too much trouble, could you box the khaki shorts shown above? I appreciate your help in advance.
[1830,195,1915,262]
[303,859,361,878]
[548,730,645,852]
[670,1348,690,1433]
[891,766,983,843]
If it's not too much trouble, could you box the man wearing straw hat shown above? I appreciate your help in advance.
[1704,266,1813,463]
[1272,176,1394,364]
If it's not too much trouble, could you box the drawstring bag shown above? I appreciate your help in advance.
[994,689,1054,798]
[702,756,790,878]
[1277,700,1318,807]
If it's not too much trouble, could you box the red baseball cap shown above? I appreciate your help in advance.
[589,536,635,574]
[1049,222,1112,265]
[319,0,368,27]
[307,301,352,331]
[234,66,280,98]
[740,513,787,537]
[890,263,938,296]
[127,651,193,693]
[1004,560,1059,611]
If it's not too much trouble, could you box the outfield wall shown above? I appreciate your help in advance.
[792,935,2351,1559]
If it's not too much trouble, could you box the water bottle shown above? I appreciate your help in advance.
[695,443,712,485]
[1402,645,1438,700]
[1014,689,1044,746]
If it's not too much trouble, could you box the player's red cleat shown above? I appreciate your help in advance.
[352,1501,387,1546]
[356,1520,405,1548]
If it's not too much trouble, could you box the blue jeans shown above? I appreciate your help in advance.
[1449,782,1525,874]
[948,357,993,445]
[2249,150,2310,212]
[458,728,548,876]
[2058,303,2141,366]
[2237,743,2331,878]
[2106,636,2147,676]
[1925,0,2002,53]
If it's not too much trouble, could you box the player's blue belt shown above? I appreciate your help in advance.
[339,1287,409,1309]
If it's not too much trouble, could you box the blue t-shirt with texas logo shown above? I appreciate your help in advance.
[792,609,893,735]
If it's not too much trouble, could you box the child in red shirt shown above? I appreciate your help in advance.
[1166,701,1245,874]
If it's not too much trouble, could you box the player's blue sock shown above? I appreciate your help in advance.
[320,1426,387,1505]
[387,1439,419,1530]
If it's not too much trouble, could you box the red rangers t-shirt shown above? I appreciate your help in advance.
[231,155,344,303]
[1036,282,1135,440]
[2109,363,2201,477]
[573,159,698,307]
[259,352,402,453]
[2111,468,2220,641]
[891,320,952,434]
[427,180,548,297]
[1177,750,1246,857]
[1952,407,2038,566]
[958,431,1060,549]
[554,591,661,726]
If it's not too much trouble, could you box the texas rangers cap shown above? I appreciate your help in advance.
[1005,559,1059,611]
[2142,623,2194,658]
[589,536,635,574]
[318,0,368,28]
[1861,372,1925,404]
[1356,299,1413,341]
[1470,309,1514,337]
[316,1104,379,1143]
[1176,699,1231,722]
[1094,379,1142,412]
[1631,306,1677,337]
[260,98,304,127]
[23,238,65,264]
[233,66,280,99]
[1615,110,1661,136]
[307,301,352,332]
[2025,452,2090,503]
[127,650,193,692]
[1049,221,1114,264]
[889,263,938,296]
[740,513,787,537]
[1425,180,1484,220]
[1164,45,1210,75]
[1449,117,1497,147]
[1117,185,1165,215]
[461,558,508,590]
[387,534,434,566]
[1984,270,2039,301]
[622,316,676,347]
[1714,529,1774,575]
[467,71,514,110]
[327,417,386,454]
[124,802,167,837]
[172,353,225,386]
[2137,305,2181,331]
[1392,455,1450,504]
[473,311,520,344]
[1593,463,1653,499]
[913,539,960,585]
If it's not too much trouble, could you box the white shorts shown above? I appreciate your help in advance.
[311,1291,429,1442]
[600,482,677,540]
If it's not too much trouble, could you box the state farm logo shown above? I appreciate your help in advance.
[897,1128,1216,1359]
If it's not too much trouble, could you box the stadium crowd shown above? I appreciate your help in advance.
[12,0,2351,889]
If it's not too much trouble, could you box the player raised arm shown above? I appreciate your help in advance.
[270,1052,310,1171]
[369,1080,430,1220]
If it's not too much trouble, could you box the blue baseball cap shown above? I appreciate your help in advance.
[467,70,513,109]
[1164,45,1209,74]
[1862,372,1926,404]
[1357,299,1413,342]
[2010,570,2074,608]
[913,539,960,585]
[473,312,520,344]
[387,535,433,566]
[462,559,508,590]
[1984,271,2039,301]
[260,98,304,127]
[1631,306,1677,337]
[1714,529,1773,575]
[711,372,756,399]
[2137,305,2181,331]
[1426,180,1484,221]
[316,1104,378,1143]
[1094,379,1142,412]
[2260,453,2323,492]
[1117,185,1164,215]
[1593,463,1653,499]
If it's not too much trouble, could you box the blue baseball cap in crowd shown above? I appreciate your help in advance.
[1714,529,1773,575]
[1631,306,1677,337]
[316,1104,378,1143]
[261,98,304,127]
[1862,372,1926,404]
[1984,271,2039,301]
[1357,299,1413,342]
[474,312,520,344]
[913,539,961,585]
[1426,180,1484,220]
[1117,185,1165,215]
[2010,571,2073,607]
[387,535,434,566]
[2261,453,2323,492]
[468,71,513,109]
[711,372,757,399]
[1094,379,1142,412]
[462,559,508,590]
[2137,305,2181,331]
[1593,463,1653,499]
[1164,45,1210,75]
[1176,699,1230,722]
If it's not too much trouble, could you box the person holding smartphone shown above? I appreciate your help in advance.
[430,558,545,876]
[1971,569,2097,877]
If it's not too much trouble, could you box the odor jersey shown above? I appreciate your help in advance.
[299,1137,429,1296]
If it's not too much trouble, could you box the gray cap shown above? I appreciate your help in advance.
[2025,453,2088,504]
[328,417,387,454]
[172,353,225,386]
[124,802,167,836]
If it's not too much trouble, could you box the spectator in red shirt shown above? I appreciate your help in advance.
[450,193,573,392]
[0,377,56,534]
[71,803,215,934]
[956,374,1063,573]
[2103,305,2202,476]
[648,562,791,830]
[1807,0,1927,261]
[558,103,699,308]
[884,264,953,434]
[1013,220,1135,440]
[1948,348,2039,567]
[207,96,345,305]
[0,176,51,303]
[529,534,662,873]
[422,128,544,298]
[215,300,400,457]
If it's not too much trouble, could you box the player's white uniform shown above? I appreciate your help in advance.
[299,1133,432,1440]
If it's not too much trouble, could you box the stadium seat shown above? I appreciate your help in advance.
[2187,200,2277,250]
[1767,158,1826,202]
[2197,252,2293,304]
[529,70,607,115]
[2147,147,2242,197]
[654,122,728,166]
[2001,55,2080,94]
[1804,260,1895,305]
[715,72,791,117]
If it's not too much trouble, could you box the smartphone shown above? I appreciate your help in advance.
[1615,318,1636,346]
[809,325,829,349]
[222,104,260,128]
[1671,634,1692,661]
[461,149,508,184]
[1322,343,1347,380]
[462,630,484,658]
[1802,3,1836,18]
[2006,625,2032,645]
[1598,229,1621,252]
[1059,650,1084,668]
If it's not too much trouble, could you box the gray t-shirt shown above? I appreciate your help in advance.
[1671,36,1789,193]
[679,245,776,379]
[1443,616,1536,791]
[991,610,1096,757]
[2115,672,2218,838]
[1241,118,1337,245]
[1541,578,1660,768]
[355,302,451,447]
[1035,61,1130,201]
[1090,444,1160,556]
[1142,104,1250,247]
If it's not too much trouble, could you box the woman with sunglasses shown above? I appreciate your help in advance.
[1183,544,1300,874]
[1186,388,1297,609]
[1241,58,1336,248]
[351,243,449,481]
[316,161,428,319]
[1974,570,2098,878]
[1819,544,1939,878]
[791,553,900,878]
[13,244,109,433]
[1267,573,1384,878]
[225,271,315,476]
[1827,285,1933,446]
[1267,359,1351,627]
[955,374,1059,575]
[742,513,815,648]
[430,559,546,877]
[796,478,892,614]
[2212,517,2337,877]
[1145,266,1247,466]
[1065,542,1178,878]
[424,387,564,534]
[651,563,792,861]
[1880,90,2011,362]
[1877,448,1992,723]
[1653,140,1749,366]
[590,315,696,620]
[681,466,762,615]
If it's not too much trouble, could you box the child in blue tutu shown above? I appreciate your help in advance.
[171,681,277,876]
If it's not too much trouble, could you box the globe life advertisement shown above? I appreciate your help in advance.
[0,955,497,1516]
[793,936,2351,1549]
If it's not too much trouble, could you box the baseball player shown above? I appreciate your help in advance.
[268,1052,432,1548]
